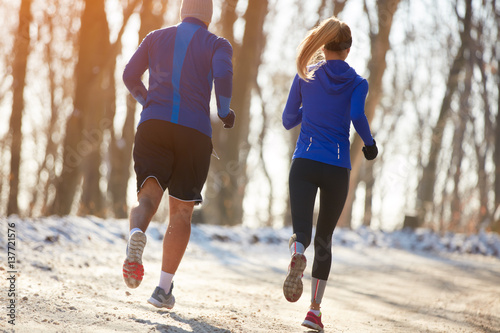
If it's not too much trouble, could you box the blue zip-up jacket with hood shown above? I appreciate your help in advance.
[282,60,374,169]
[123,18,233,138]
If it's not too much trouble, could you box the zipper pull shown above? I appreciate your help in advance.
[211,148,220,160]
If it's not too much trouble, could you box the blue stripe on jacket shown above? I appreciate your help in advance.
[171,22,201,124]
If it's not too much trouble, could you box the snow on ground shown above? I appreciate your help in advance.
[1,216,500,332]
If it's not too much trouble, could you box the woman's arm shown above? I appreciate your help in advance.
[282,74,303,130]
[351,80,374,146]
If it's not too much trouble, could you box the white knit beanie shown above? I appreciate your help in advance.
[180,0,213,24]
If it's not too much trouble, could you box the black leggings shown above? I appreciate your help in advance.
[289,158,350,280]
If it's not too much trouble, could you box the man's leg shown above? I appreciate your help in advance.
[123,177,163,289]
[130,177,164,232]
[147,196,194,309]
[162,196,195,274]
[147,123,210,308]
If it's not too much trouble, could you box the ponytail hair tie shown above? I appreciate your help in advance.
[325,37,352,51]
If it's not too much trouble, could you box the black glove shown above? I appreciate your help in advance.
[219,109,235,129]
[362,140,378,160]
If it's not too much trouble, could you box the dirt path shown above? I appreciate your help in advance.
[1,217,499,332]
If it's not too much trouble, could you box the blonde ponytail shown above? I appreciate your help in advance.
[296,17,352,81]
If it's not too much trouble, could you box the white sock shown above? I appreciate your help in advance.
[130,228,142,236]
[159,271,174,292]
[310,309,321,316]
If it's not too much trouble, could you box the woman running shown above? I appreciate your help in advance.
[282,16,378,331]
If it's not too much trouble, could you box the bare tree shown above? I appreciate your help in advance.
[415,0,472,228]
[49,0,111,216]
[49,0,140,216]
[447,53,471,231]
[362,62,406,228]
[202,0,269,225]
[7,0,32,215]
[339,0,402,228]
[493,0,500,233]
[470,17,494,231]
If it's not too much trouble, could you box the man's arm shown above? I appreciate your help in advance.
[123,34,150,106]
[213,39,233,119]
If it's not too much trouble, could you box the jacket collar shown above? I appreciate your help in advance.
[181,17,208,29]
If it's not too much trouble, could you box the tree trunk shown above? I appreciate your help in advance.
[50,112,83,215]
[7,0,32,216]
[75,0,114,217]
[362,162,375,227]
[338,0,401,228]
[220,0,238,51]
[333,0,349,17]
[469,17,493,232]
[415,0,472,227]
[448,61,471,231]
[494,71,500,232]
[202,0,268,226]
[493,1,500,233]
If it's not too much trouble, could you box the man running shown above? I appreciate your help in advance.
[122,0,234,309]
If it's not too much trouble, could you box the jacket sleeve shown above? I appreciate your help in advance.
[282,74,303,130]
[122,34,150,106]
[351,80,374,145]
[213,38,233,118]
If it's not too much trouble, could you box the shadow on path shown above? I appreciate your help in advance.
[131,311,231,333]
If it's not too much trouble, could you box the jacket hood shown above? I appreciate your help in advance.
[312,60,360,94]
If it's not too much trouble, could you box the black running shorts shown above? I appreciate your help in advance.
[133,119,212,204]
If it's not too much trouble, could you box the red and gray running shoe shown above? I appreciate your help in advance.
[302,310,324,332]
[283,253,307,302]
[123,231,147,288]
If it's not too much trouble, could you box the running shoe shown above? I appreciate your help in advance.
[147,284,175,309]
[283,252,307,302]
[123,230,147,288]
[302,310,324,331]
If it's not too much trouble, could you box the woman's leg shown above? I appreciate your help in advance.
[310,165,350,308]
[289,158,319,249]
[284,159,319,302]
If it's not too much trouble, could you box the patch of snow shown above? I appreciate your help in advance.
[2,216,500,259]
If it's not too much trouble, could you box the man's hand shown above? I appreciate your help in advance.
[219,109,235,129]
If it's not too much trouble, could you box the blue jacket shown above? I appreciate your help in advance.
[123,18,233,138]
[282,60,374,169]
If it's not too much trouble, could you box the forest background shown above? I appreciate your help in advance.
[1,0,499,234]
